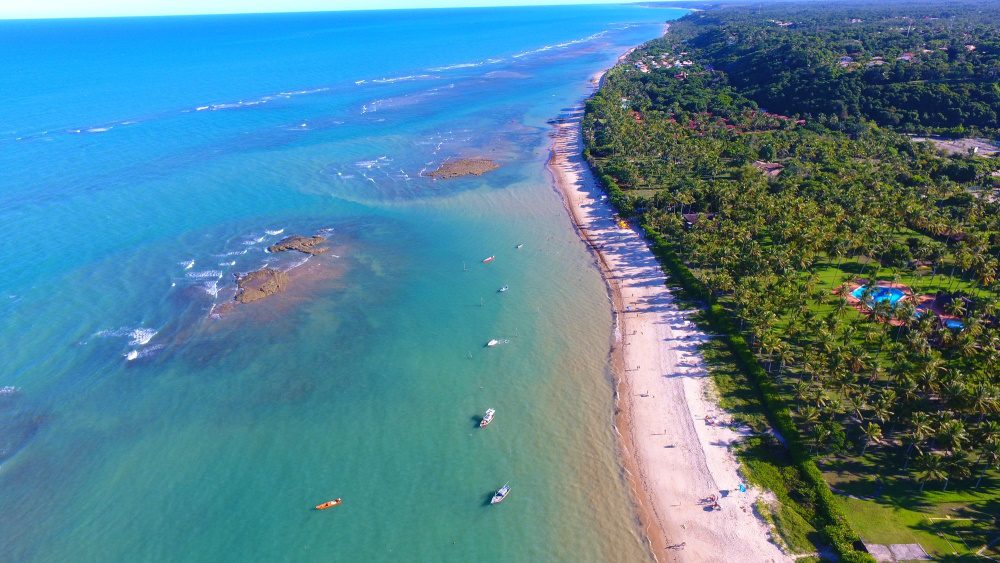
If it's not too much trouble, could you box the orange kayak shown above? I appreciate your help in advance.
[315,498,342,510]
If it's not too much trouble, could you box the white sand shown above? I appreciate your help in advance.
[547,77,790,562]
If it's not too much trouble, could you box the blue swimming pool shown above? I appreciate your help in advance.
[944,318,966,330]
[851,285,907,307]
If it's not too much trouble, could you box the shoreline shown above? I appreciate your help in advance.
[546,55,790,561]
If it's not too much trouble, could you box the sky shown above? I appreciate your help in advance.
[0,0,633,20]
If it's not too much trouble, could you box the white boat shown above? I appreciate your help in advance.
[498,285,509,293]
[486,339,499,347]
[491,483,510,504]
[516,243,524,249]
[480,408,495,428]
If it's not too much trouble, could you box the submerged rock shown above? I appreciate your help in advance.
[426,158,499,179]
[267,235,328,255]
[234,268,289,304]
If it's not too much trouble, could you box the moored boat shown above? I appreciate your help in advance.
[490,483,510,504]
[498,285,508,293]
[486,339,499,347]
[480,408,495,427]
[482,255,495,264]
[516,243,524,249]
[315,498,342,510]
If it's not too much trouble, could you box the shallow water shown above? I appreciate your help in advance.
[0,6,685,561]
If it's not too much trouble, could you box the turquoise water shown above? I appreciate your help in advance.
[851,285,906,307]
[0,6,685,561]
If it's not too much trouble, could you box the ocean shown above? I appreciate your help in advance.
[0,5,685,561]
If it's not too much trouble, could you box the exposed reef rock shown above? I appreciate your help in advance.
[267,235,328,255]
[426,158,499,179]
[234,268,289,304]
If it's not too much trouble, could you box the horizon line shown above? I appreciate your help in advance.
[0,1,688,22]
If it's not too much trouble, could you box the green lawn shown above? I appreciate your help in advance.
[824,456,1000,561]
[834,495,999,561]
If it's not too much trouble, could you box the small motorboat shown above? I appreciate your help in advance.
[482,256,495,264]
[490,483,510,505]
[480,408,495,428]
[516,244,524,249]
[315,498,342,510]
[486,339,499,347]
[498,285,509,293]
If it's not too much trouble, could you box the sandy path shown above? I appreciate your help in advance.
[546,78,790,563]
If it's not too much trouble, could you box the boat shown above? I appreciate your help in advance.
[498,285,509,293]
[516,243,524,249]
[315,498,342,510]
[490,483,510,505]
[486,339,499,347]
[482,256,495,264]
[480,408,495,428]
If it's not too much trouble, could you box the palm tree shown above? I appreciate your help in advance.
[903,412,933,470]
[937,419,968,454]
[915,453,948,492]
[860,421,883,455]
[974,441,1000,489]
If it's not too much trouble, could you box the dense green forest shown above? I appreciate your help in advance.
[585,0,999,559]
[663,0,1000,136]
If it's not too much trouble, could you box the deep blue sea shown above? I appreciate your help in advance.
[0,5,684,561]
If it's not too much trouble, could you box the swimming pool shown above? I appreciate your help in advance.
[851,285,907,307]
[944,318,966,330]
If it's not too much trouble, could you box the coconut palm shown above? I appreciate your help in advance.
[860,421,883,455]
[915,453,948,492]
[974,441,1000,489]
[903,412,933,470]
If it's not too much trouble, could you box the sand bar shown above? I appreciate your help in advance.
[547,71,790,562]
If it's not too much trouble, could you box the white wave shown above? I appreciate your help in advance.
[286,256,311,270]
[355,156,392,169]
[219,260,237,267]
[371,74,436,84]
[0,386,18,396]
[429,61,484,71]
[186,270,223,280]
[202,280,220,297]
[218,249,250,257]
[265,229,284,236]
[355,79,367,85]
[180,260,195,270]
[86,127,111,133]
[129,328,157,346]
[125,344,164,361]
[512,31,607,59]
[278,87,330,96]
[195,106,210,111]
[243,235,266,245]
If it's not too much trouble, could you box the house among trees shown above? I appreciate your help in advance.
[682,212,716,228]
[753,160,784,177]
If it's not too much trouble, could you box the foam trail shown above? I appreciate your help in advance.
[128,328,157,346]
[186,270,223,280]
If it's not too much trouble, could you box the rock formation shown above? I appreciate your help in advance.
[267,235,328,255]
[426,158,499,179]
[234,268,289,304]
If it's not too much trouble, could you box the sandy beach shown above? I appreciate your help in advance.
[547,71,790,562]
